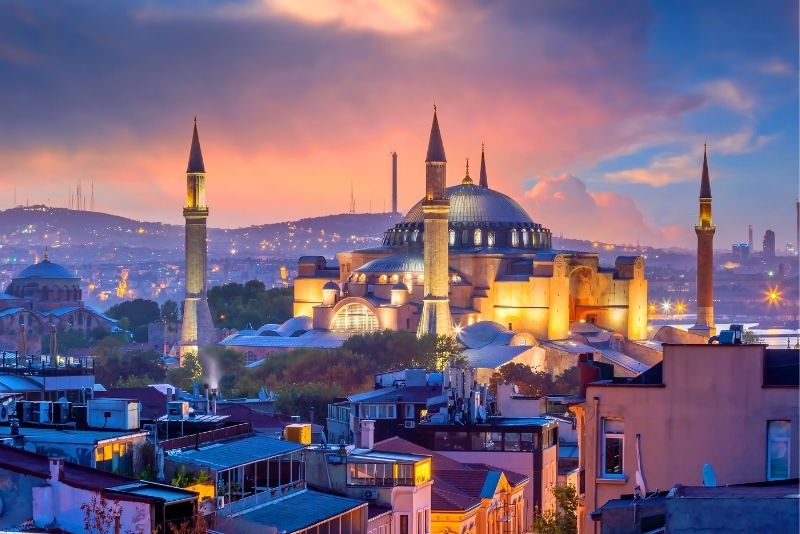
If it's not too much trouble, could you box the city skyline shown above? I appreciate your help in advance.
[0,0,797,249]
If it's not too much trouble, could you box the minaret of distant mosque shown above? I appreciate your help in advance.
[180,118,215,357]
[689,144,716,337]
[417,107,453,338]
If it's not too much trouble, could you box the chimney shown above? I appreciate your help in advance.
[359,419,375,449]
[391,152,398,214]
[578,353,601,398]
[49,457,64,482]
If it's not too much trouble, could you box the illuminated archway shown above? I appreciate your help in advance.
[330,302,380,332]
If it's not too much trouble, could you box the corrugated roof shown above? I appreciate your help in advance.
[167,435,303,470]
[233,489,366,532]
[0,374,42,393]
[348,385,437,404]
[0,426,147,444]
[107,481,197,503]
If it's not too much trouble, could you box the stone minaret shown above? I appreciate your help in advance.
[180,118,215,357]
[417,108,453,338]
[689,144,716,337]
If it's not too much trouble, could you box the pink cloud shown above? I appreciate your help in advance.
[522,173,691,247]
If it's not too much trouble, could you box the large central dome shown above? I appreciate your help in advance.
[403,183,534,225]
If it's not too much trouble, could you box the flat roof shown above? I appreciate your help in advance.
[167,435,304,471]
[235,489,366,531]
[349,449,429,463]
[0,426,148,445]
[348,385,437,404]
[107,481,197,503]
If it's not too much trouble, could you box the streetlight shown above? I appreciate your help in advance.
[661,300,672,314]
[766,286,781,304]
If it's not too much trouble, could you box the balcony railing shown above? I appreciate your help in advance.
[217,481,306,516]
[0,354,95,377]
[159,423,252,451]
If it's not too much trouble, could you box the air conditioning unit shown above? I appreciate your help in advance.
[33,402,52,424]
[0,403,11,423]
[404,420,415,429]
[363,489,377,500]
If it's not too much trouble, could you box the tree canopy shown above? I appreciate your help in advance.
[207,281,292,329]
[105,298,161,342]
[92,336,165,386]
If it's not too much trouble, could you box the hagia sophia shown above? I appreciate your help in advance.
[292,109,649,344]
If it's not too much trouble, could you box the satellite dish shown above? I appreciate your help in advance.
[702,463,717,487]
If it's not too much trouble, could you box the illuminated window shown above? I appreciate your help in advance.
[602,418,624,476]
[768,420,791,480]
[474,229,482,245]
[379,275,388,284]
[390,274,399,284]
[330,303,380,332]
[511,229,519,247]
[487,231,495,247]
[413,230,420,242]
[522,229,529,246]
[449,229,455,246]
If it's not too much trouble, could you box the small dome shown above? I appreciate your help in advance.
[323,281,340,291]
[15,259,78,280]
[392,282,408,291]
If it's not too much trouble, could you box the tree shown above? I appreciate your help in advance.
[207,282,292,329]
[105,298,160,342]
[532,484,578,534]
[42,329,92,354]
[742,329,764,344]
[161,299,180,323]
[275,382,344,423]
[166,351,202,390]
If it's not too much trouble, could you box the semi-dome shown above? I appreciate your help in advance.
[355,254,424,273]
[15,259,78,280]
[403,184,533,225]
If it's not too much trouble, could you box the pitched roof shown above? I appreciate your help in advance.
[700,144,711,198]
[187,118,206,173]
[234,489,366,531]
[167,434,303,470]
[425,108,446,163]
[0,445,132,491]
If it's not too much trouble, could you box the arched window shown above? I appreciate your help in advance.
[511,229,519,247]
[487,231,495,247]
[474,228,482,245]
[449,229,455,246]
[330,303,380,332]
[522,229,529,246]
[413,229,420,242]
[390,274,399,284]
[379,274,388,284]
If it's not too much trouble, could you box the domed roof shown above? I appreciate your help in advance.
[355,254,424,273]
[403,184,534,225]
[322,280,340,291]
[15,259,78,280]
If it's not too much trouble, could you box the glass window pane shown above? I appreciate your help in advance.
[604,419,624,434]
[504,433,521,451]
[604,437,623,474]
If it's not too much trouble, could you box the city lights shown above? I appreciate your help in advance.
[766,286,782,304]
[661,300,672,314]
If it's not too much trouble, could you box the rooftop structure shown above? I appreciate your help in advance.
[572,344,799,533]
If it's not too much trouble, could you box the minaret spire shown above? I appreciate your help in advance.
[180,117,215,359]
[479,142,489,188]
[689,143,716,338]
[700,142,711,199]
[418,107,453,338]
[187,118,206,174]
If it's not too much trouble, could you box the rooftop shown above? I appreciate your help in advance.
[348,385,439,404]
[233,489,366,531]
[0,426,147,445]
[167,435,304,470]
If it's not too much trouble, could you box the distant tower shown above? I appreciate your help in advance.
[795,199,799,255]
[391,152,398,214]
[180,118,215,357]
[748,224,753,250]
[763,229,776,258]
[689,144,716,337]
[417,107,453,338]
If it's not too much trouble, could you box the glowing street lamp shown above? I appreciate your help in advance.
[766,286,781,305]
[661,300,672,314]
[675,301,686,315]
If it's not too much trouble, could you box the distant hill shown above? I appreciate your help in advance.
[0,205,399,259]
